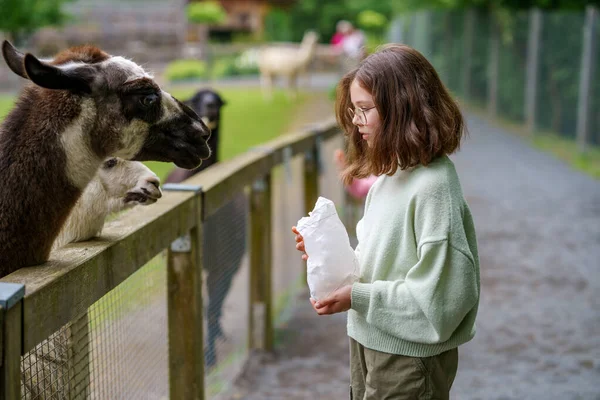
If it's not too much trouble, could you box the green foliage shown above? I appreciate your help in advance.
[264,8,294,41]
[0,0,74,44]
[164,60,209,82]
[357,10,388,34]
[265,0,393,43]
[536,11,585,136]
[210,51,259,79]
[210,58,238,79]
[390,0,599,12]
[186,1,227,25]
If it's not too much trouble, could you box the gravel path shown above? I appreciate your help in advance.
[224,114,600,400]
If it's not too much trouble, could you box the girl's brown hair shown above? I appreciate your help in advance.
[335,44,466,185]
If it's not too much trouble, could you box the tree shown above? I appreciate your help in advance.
[186,1,227,25]
[0,0,74,46]
[265,0,394,43]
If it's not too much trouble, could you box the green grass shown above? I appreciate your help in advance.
[143,87,313,181]
[533,134,600,179]
[0,95,14,121]
[0,88,313,181]
[461,100,600,180]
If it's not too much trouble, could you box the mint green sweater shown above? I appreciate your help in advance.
[348,155,480,357]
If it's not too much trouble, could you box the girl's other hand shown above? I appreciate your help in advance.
[310,285,352,315]
[291,226,308,261]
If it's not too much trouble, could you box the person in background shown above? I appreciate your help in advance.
[292,44,480,399]
[334,148,377,201]
[334,148,376,238]
[341,23,366,64]
[330,20,365,74]
[331,20,353,49]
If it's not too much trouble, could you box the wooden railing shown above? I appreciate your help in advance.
[0,118,341,400]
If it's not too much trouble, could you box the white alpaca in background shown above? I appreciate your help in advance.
[258,31,319,100]
[52,157,162,249]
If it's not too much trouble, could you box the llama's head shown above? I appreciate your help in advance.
[1,41,211,170]
[98,157,162,205]
[187,89,226,131]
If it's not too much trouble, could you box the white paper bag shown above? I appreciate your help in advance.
[296,197,359,301]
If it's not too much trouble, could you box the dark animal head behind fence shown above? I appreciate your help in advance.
[165,89,227,184]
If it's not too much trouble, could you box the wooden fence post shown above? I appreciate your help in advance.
[303,143,319,218]
[525,8,542,134]
[0,282,25,400]
[576,6,598,153]
[68,313,90,400]
[302,140,320,284]
[249,175,273,352]
[165,185,204,400]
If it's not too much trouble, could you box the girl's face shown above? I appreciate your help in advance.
[349,79,381,147]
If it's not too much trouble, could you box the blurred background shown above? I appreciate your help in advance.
[0,0,598,178]
[1,0,598,399]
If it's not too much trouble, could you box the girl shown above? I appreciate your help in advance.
[292,44,480,399]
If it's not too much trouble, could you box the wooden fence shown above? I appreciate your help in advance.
[0,118,341,400]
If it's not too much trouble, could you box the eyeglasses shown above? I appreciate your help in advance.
[347,106,376,125]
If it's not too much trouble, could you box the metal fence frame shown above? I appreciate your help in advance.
[393,6,599,150]
[0,118,340,400]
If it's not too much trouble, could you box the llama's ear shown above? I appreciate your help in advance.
[23,54,93,94]
[2,40,28,79]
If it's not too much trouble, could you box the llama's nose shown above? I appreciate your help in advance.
[147,176,160,189]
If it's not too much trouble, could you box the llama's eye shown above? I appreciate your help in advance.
[103,158,118,169]
[141,94,158,107]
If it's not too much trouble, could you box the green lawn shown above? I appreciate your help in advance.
[0,95,14,121]
[533,134,600,179]
[0,88,313,181]
[146,87,312,180]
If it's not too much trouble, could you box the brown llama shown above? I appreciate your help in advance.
[0,41,211,277]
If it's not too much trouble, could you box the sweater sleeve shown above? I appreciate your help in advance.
[351,239,479,344]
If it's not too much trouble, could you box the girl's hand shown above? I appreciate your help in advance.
[291,226,308,261]
[310,285,352,315]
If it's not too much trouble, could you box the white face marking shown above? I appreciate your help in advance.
[159,91,181,123]
[60,99,103,188]
[104,56,153,81]
[54,61,87,71]
[115,120,149,159]
[193,121,205,132]
[98,158,161,201]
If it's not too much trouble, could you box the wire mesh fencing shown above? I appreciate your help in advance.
[9,128,345,400]
[203,191,250,399]
[399,7,600,146]
[21,321,73,399]
[21,254,169,399]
